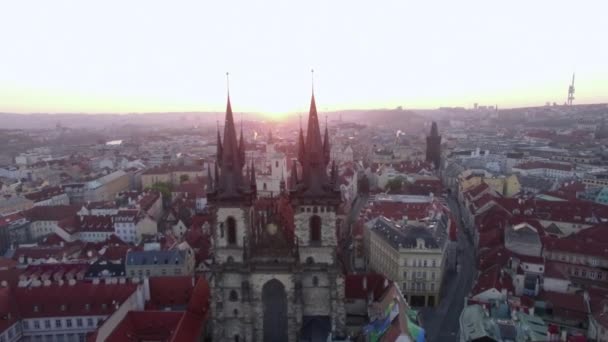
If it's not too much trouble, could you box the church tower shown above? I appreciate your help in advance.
[426,121,442,170]
[207,89,256,264]
[289,90,346,336]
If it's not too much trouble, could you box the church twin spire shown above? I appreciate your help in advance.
[292,74,339,199]
[208,74,255,200]
[210,72,337,201]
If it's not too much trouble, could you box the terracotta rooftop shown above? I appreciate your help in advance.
[15,282,138,318]
[23,186,65,202]
[23,205,80,222]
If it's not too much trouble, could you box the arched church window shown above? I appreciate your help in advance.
[234,335,240,342]
[312,276,319,287]
[275,161,279,168]
[233,308,239,316]
[229,290,239,302]
[263,183,267,190]
[227,217,237,245]
[310,215,322,243]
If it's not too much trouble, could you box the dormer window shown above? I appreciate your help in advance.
[60,304,66,312]
[33,305,39,313]
[85,303,91,311]
[101,303,107,310]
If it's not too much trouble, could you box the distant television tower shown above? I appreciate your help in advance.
[567,73,575,106]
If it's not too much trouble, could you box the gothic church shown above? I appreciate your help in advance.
[208,89,346,342]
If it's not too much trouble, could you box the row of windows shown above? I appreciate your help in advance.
[299,206,333,214]
[23,317,101,331]
[551,253,604,267]
[20,332,86,342]
[129,268,182,277]
[569,268,604,280]
[409,259,438,268]
[403,271,436,281]
[403,282,436,292]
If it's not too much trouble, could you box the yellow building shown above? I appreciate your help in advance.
[366,216,446,307]
[458,170,520,198]
[141,165,204,189]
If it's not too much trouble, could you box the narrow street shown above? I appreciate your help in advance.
[341,194,369,273]
[422,195,477,342]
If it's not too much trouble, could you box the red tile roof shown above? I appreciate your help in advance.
[24,186,65,202]
[539,291,588,319]
[169,277,210,342]
[147,276,195,310]
[23,205,80,221]
[514,161,573,172]
[471,264,514,298]
[21,263,88,282]
[104,310,184,342]
[345,273,389,301]
[0,257,17,269]
[15,282,138,318]
[0,288,19,334]
[58,215,114,234]
[478,246,511,271]
[544,238,608,259]
[13,241,84,262]
[543,261,571,280]
[136,191,161,211]
[466,182,490,199]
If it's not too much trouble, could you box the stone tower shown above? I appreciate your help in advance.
[426,121,442,170]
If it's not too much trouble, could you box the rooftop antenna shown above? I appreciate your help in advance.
[226,72,230,97]
[567,73,575,106]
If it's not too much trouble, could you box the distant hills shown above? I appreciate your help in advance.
[0,108,427,130]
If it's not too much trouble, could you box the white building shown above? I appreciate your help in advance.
[255,134,288,198]
[15,280,144,342]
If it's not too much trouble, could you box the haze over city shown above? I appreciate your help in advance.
[1,0,607,114]
[2,2,608,342]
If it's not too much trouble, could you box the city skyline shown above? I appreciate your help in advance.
[1,0,607,114]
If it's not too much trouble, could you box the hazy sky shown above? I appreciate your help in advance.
[0,0,607,114]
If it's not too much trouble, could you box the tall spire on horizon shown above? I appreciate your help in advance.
[323,114,330,166]
[293,70,335,198]
[211,72,250,200]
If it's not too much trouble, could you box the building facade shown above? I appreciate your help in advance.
[366,216,445,307]
[209,92,346,342]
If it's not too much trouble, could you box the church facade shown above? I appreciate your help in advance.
[208,91,346,342]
